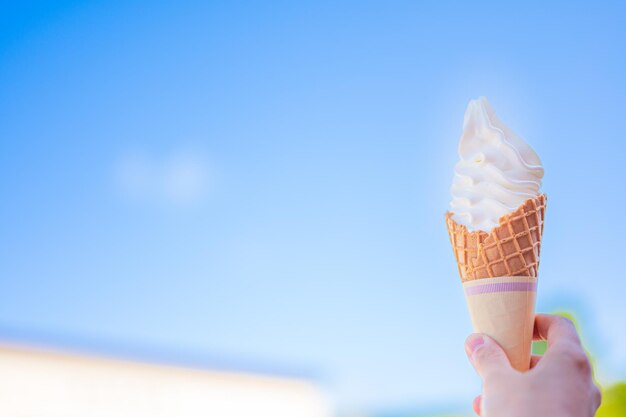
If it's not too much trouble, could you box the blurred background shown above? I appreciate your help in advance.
[1,1,625,416]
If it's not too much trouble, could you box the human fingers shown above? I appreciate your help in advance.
[592,384,602,412]
[533,314,582,349]
[472,394,481,416]
[465,334,513,379]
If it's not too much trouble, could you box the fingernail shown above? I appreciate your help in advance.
[465,334,485,357]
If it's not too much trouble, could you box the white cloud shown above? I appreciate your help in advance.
[113,149,213,206]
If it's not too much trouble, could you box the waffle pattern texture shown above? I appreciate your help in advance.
[446,194,547,282]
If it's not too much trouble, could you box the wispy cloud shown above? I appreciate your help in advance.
[113,149,213,206]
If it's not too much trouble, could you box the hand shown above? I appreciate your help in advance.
[465,314,601,417]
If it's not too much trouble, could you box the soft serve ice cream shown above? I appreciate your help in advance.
[449,97,544,232]
[445,97,547,372]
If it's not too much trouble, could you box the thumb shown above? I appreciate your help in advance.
[465,334,513,379]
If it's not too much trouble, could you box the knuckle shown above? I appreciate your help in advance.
[567,349,592,374]
[593,386,602,408]
[553,340,594,375]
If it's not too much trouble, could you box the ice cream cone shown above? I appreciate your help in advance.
[446,194,546,371]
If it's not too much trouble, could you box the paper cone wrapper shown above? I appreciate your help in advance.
[463,276,537,371]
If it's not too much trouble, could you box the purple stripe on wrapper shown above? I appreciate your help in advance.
[465,281,537,296]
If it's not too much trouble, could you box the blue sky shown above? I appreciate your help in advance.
[1,1,625,415]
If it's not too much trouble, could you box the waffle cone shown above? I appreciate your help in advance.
[446,194,547,282]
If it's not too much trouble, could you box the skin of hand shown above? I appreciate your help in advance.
[464,314,602,417]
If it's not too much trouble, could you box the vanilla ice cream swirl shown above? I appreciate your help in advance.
[450,97,544,232]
